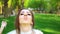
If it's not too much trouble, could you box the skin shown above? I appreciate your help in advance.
[0,21,7,34]
[0,9,34,34]
[19,9,33,32]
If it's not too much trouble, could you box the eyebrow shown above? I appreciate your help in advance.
[27,11,30,13]
[21,11,31,14]
[20,11,24,13]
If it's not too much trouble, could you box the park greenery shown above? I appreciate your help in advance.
[0,0,60,34]
[0,13,60,34]
[0,0,60,18]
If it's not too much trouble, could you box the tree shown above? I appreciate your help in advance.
[2,0,9,18]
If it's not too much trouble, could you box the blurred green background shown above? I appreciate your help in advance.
[0,13,60,34]
[0,0,60,34]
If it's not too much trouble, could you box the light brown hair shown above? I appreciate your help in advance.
[15,9,34,34]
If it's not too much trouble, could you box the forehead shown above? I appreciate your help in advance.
[21,9,31,13]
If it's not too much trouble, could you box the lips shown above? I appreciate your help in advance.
[24,16,28,20]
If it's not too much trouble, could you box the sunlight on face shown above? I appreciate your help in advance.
[19,9,32,24]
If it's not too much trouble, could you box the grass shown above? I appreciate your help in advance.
[0,13,60,34]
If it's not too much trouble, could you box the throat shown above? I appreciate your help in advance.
[20,24,32,32]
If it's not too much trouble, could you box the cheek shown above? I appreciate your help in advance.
[19,16,24,21]
[19,15,26,24]
[28,16,33,24]
[28,16,32,21]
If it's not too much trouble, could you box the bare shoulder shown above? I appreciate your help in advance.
[7,30,16,34]
[33,29,43,34]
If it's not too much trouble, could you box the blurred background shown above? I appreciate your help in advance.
[0,0,60,34]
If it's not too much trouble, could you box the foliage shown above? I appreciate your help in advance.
[0,14,60,34]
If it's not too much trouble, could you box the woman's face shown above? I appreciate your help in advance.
[19,9,33,24]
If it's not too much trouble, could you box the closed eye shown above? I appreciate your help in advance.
[20,14,24,15]
[28,14,31,15]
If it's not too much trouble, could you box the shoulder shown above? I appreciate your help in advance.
[7,30,16,34]
[33,29,43,34]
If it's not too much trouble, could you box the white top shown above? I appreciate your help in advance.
[7,29,43,34]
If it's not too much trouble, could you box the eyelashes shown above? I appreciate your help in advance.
[20,14,24,15]
[20,14,31,16]
[27,14,31,15]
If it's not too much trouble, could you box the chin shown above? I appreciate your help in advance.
[23,21,29,23]
[20,20,31,24]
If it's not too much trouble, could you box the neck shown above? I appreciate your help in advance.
[20,24,32,32]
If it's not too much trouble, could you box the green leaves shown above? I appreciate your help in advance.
[24,0,59,13]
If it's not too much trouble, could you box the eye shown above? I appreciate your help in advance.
[28,14,31,15]
[20,14,24,15]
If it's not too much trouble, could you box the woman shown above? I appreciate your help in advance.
[1,9,43,34]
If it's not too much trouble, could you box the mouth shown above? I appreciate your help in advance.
[24,17,28,20]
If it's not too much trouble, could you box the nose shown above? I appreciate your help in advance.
[24,13,27,16]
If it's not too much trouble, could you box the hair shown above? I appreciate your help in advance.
[15,9,34,34]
